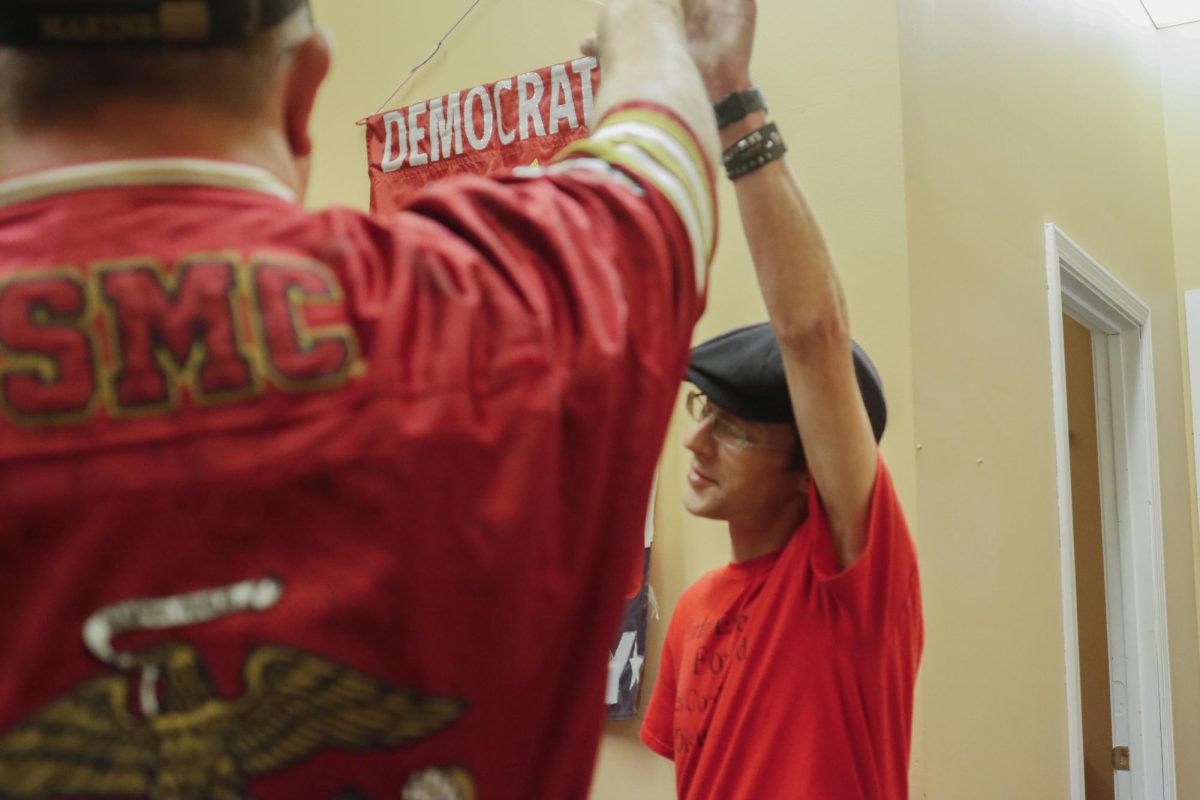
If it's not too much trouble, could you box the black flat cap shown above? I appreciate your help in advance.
[687,322,887,441]
[0,0,307,47]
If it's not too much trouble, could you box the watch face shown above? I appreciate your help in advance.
[716,89,766,129]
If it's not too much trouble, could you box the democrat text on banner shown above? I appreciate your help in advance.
[364,57,601,212]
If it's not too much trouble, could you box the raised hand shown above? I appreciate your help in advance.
[683,0,757,100]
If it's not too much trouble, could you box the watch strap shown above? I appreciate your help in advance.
[713,88,767,129]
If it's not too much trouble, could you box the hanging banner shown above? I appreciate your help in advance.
[606,544,652,720]
[364,56,602,213]
[606,478,657,720]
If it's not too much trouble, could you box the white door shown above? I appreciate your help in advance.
[1064,315,1131,800]
[1048,225,1175,800]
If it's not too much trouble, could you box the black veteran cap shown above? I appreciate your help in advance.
[0,0,307,46]
[687,322,888,441]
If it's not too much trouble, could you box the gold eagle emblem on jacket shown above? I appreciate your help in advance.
[0,643,466,799]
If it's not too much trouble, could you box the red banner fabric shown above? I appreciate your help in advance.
[364,57,602,213]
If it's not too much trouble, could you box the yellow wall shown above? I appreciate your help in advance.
[900,0,1200,796]
[305,0,1200,797]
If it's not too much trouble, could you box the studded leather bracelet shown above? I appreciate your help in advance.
[722,122,788,180]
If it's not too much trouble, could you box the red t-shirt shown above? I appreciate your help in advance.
[641,455,923,799]
[0,103,714,799]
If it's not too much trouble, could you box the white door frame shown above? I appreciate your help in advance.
[1045,224,1175,800]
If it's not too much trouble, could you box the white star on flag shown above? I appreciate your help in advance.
[628,644,644,689]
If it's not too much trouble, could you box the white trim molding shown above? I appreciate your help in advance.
[1045,223,1175,800]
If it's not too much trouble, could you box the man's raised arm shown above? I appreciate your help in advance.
[689,0,878,568]
[593,0,721,169]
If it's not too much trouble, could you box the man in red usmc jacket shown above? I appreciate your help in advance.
[0,1,721,797]
[640,1,924,797]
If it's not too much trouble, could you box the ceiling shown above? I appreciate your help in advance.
[1140,0,1200,27]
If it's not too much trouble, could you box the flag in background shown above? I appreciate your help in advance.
[606,477,657,720]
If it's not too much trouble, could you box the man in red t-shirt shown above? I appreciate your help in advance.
[0,1,722,798]
[639,1,923,797]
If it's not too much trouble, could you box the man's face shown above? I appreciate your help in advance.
[682,395,806,526]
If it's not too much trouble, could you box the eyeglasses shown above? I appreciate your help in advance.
[685,391,792,453]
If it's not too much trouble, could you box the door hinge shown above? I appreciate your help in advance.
[1113,746,1131,772]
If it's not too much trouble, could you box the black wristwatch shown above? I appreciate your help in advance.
[713,88,767,129]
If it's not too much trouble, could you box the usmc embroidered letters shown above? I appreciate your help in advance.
[0,252,362,426]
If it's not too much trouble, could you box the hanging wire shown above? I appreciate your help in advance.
[358,0,487,124]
